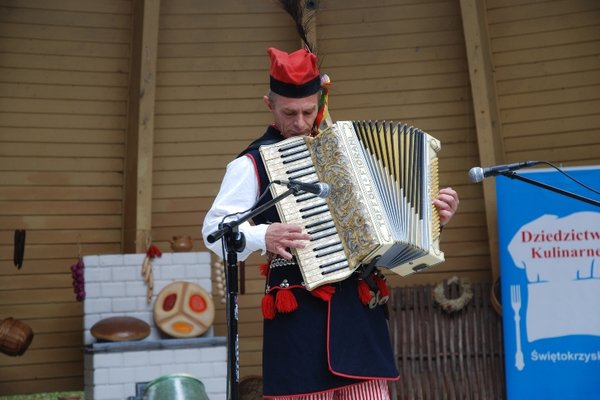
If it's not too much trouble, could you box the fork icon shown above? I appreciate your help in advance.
[510,284,525,371]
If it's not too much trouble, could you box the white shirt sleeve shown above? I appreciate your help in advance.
[202,155,269,261]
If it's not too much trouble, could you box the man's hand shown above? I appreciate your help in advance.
[434,187,459,226]
[265,223,311,260]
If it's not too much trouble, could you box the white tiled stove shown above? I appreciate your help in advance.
[82,252,227,400]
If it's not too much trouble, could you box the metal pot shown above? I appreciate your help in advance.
[143,374,209,400]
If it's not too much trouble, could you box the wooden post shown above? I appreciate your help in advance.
[123,0,161,253]
[459,0,505,281]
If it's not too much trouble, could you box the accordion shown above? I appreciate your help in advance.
[259,120,444,290]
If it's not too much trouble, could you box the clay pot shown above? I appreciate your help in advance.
[169,236,193,252]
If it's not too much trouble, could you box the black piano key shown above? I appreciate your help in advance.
[319,260,349,275]
[305,218,333,229]
[315,245,344,258]
[313,240,341,252]
[307,222,336,235]
[310,229,338,241]
[301,206,329,220]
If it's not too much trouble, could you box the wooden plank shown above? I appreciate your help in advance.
[157,40,299,58]
[320,15,461,38]
[0,0,131,14]
[160,26,294,43]
[0,6,130,27]
[459,0,505,281]
[156,98,266,115]
[0,37,130,58]
[489,10,598,37]
[0,156,122,172]
[507,144,600,164]
[0,288,80,305]
[319,31,465,53]
[0,128,123,144]
[159,13,291,29]
[491,25,600,53]
[0,258,92,276]
[152,183,219,199]
[325,58,468,80]
[0,186,123,201]
[0,98,127,115]
[0,346,83,367]
[0,50,127,75]
[501,100,600,124]
[494,41,600,67]
[160,0,295,14]
[1,21,130,43]
[154,126,261,142]
[0,113,126,130]
[320,1,460,22]
[123,0,160,253]
[486,0,598,24]
[502,114,600,137]
[0,244,120,263]
[498,84,600,110]
[0,361,83,383]
[0,82,127,101]
[495,56,600,81]
[0,302,82,319]
[154,141,257,157]
[154,110,276,129]
[504,130,599,151]
[21,316,82,334]
[0,142,123,157]
[0,200,121,215]
[1,172,123,186]
[0,376,83,396]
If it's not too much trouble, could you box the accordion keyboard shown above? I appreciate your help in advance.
[262,138,354,287]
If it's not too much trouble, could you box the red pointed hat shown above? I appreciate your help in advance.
[268,47,321,98]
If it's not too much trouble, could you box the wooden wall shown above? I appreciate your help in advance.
[0,0,131,394]
[487,0,600,165]
[0,0,598,395]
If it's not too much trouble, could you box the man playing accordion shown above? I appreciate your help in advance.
[203,47,459,400]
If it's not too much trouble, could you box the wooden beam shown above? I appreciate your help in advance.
[459,0,505,281]
[123,0,161,253]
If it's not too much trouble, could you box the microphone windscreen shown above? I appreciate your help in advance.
[319,183,331,198]
[468,167,484,183]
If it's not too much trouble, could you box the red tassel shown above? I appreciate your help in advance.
[259,263,269,277]
[374,275,390,298]
[374,275,390,304]
[275,289,298,313]
[146,244,162,259]
[261,293,276,320]
[310,285,335,302]
[357,279,373,305]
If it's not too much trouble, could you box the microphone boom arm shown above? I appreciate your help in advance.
[207,187,297,243]
[499,171,600,208]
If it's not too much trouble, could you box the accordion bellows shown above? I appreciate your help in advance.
[260,121,444,290]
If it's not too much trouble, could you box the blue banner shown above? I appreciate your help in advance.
[496,166,600,399]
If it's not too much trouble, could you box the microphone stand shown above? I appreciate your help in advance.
[499,171,600,208]
[206,187,298,400]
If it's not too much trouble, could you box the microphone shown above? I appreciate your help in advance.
[273,179,331,198]
[468,161,540,183]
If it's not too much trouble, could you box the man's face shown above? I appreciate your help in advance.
[265,93,319,138]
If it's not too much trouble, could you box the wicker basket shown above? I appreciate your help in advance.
[0,317,34,356]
